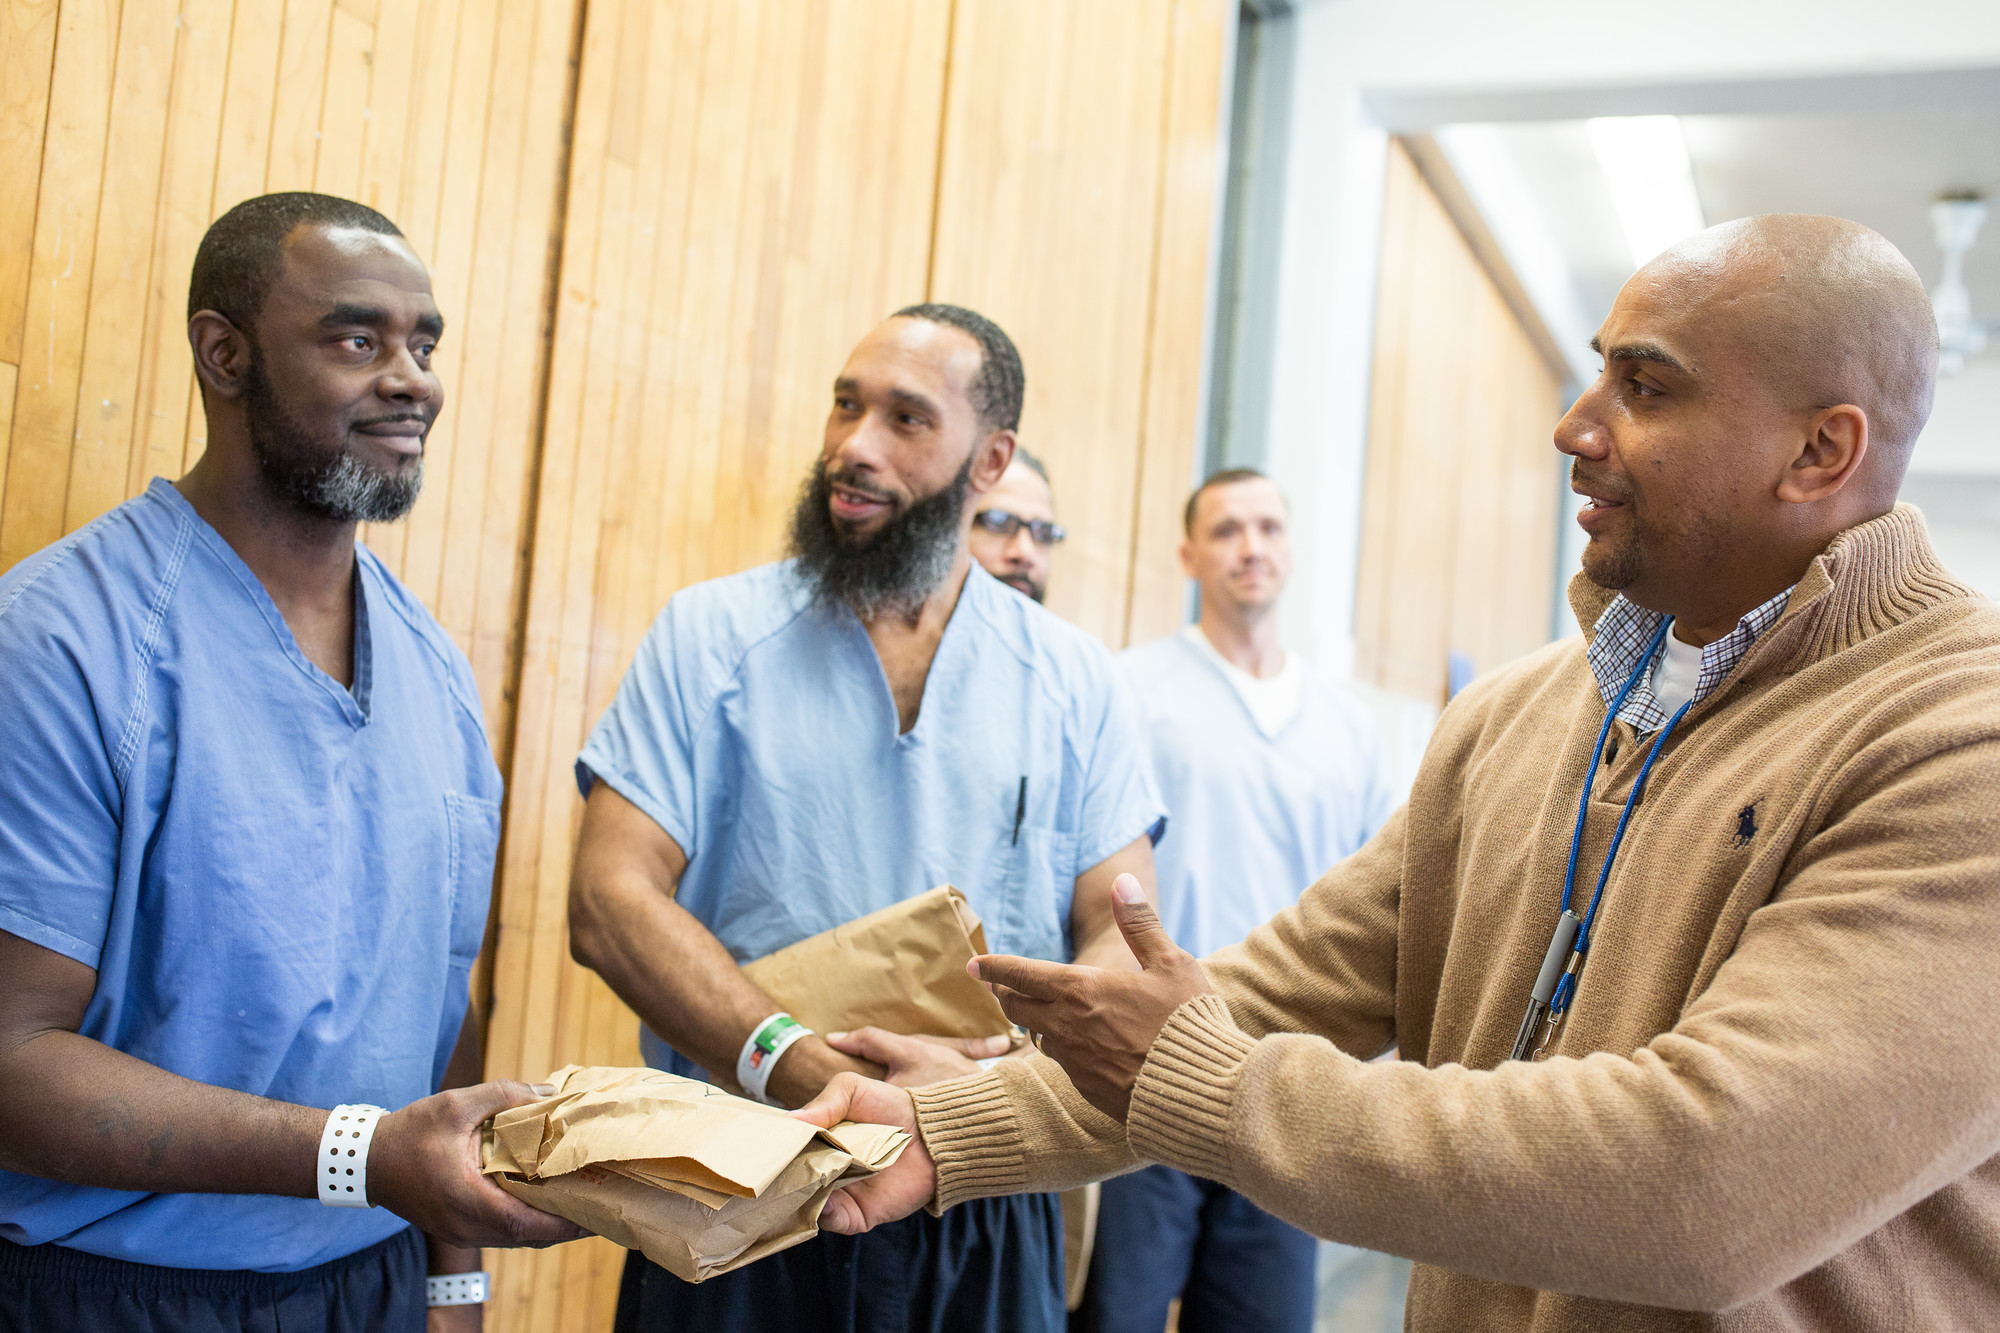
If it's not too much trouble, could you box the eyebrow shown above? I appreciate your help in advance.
[832,378,942,419]
[320,303,446,339]
[1589,334,1690,374]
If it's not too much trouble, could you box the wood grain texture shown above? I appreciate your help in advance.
[929,0,1179,647]
[1354,141,1561,706]
[3,6,1230,1328]
[0,0,62,370]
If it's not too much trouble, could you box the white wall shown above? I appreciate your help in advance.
[1264,0,2000,678]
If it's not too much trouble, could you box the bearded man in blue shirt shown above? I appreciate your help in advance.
[0,193,581,1333]
[568,304,1166,1333]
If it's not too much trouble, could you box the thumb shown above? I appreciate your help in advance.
[454,1079,559,1124]
[790,1071,861,1130]
[1110,874,1176,969]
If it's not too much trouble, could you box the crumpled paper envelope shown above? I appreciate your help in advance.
[741,884,1013,1040]
[481,1065,909,1282]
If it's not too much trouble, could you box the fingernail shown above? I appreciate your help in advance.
[1113,875,1144,905]
[966,959,983,979]
[530,1084,557,1096]
[983,1035,1009,1054]
[827,1031,847,1042]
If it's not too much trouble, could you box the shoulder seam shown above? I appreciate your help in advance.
[110,512,194,791]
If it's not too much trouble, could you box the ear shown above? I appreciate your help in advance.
[188,310,253,401]
[1777,404,1869,505]
[968,429,1015,495]
[1178,540,1197,579]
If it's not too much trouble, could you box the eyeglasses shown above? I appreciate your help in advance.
[973,508,1067,546]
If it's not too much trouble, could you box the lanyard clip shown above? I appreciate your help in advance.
[1509,910,1582,1061]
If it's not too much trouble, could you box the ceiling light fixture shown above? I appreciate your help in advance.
[1585,115,1707,270]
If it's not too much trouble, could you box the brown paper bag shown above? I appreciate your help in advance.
[482,1065,909,1283]
[741,884,1012,1039]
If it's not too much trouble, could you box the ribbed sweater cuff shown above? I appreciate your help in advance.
[910,1069,1025,1214]
[1127,993,1257,1183]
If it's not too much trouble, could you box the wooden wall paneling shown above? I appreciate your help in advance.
[313,4,373,200]
[465,0,589,750]
[928,0,1176,647]
[1125,0,1232,647]
[481,0,623,1319]
[385,0,497,609]
[126,0,232,500]
[1356,140,1563,706]
[0,0,61,371]
[0,0,117,570]
[63,0,178,536]
[266,0,333,193]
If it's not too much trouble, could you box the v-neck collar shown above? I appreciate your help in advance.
[151,478,372,728]
[846,564,979,747]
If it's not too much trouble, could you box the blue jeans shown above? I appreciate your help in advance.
[615,1192,1065,1333]
[1073,1165,1317,1333]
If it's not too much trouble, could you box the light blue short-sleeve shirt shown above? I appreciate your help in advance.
[1120,634,1394,958]
[577,561,1164,1075]
[0,480,502,1272]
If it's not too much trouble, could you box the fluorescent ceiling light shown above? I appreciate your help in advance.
[1586,115,1706,269]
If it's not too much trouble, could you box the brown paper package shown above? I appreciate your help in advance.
[481,1065,909,1283]
[740,884,1013,1040]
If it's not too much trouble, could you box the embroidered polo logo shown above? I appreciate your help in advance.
[1733,801,1761,848]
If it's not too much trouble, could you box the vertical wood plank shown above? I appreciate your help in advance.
[64,0,179,534]
[311,5,373,200]
[1,0,119,570]
[127,0,234,497]
[0,0,63,368]
[266,0,333,192]
[928,0,1176,646]
[1125,0,1231,648]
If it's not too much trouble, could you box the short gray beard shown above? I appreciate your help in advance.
[296,451,424,524]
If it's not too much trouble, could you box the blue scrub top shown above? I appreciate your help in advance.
[577,561,1164,1075]
[1120,633,1394,959]
[0,479,502,1272]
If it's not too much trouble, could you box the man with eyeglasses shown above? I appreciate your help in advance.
[969,448,1065,603]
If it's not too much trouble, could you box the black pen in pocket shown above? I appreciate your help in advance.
[1011,776,1027,846]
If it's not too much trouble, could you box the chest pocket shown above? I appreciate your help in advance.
[443,792,502,965]
[990,825,1077,962]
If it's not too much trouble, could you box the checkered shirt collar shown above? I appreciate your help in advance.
[1586,588,1792,734]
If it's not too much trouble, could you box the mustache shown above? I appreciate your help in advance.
[1569,463,1631,502]
[826,469,893,503]
[350,411,434,431]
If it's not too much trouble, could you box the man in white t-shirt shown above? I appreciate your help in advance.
[1084,470,1394,1333]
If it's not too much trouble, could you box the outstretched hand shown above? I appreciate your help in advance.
[792,1073,936,1235]
[970,873,1212,1120]
[823,1027,1012,1088]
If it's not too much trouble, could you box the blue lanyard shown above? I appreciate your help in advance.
[1510,620,1694,1060]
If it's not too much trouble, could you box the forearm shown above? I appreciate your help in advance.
[0,1026,321,1197]
[911,1052,1137,1211]
[569,870,877,1106]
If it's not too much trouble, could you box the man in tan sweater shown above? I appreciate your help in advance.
[794,214,2000,1330]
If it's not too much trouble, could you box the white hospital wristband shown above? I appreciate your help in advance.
[427,1271,491,1306]
[736,1013,812,1105]
[317,1104,386,1207]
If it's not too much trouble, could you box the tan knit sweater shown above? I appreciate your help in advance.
[912,506,2000,1330]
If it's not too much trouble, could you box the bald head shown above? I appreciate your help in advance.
[1640,214,1938,475]
[1560,214,1941,642]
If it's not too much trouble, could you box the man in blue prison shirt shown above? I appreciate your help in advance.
[0,193,578,1333]
[566,305,1165,1333]
[1079,470,1395,1333]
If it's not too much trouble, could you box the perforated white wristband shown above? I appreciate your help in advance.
[427,1271,491,1306]
[317,1104,385,1207]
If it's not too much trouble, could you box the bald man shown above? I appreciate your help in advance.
[795,216,2000,1331]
